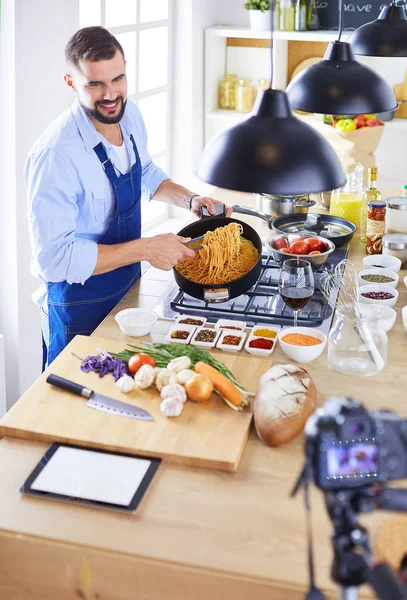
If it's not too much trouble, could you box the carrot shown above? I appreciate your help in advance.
[194,361,243,408]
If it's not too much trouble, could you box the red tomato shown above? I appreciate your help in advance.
[128,353,156,374]
[306,237,323,252]
[273,237,289,250]
[309,250,321,255]
[280,247,291,254]
[289,240,310,255]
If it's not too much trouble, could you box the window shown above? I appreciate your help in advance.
[80,0,172,231]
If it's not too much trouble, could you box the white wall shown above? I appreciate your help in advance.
[0,0,79,407]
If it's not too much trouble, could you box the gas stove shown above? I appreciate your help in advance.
[154,245,348,337]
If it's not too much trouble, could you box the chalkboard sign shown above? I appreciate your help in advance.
[317,0,406,30]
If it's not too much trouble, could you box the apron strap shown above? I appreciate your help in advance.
[93,142,118,183]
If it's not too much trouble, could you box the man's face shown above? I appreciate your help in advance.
[65,50,127,124]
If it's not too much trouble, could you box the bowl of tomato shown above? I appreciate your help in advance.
[267,234,335,271]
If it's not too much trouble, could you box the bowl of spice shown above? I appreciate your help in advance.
[215,319,247,331]
[359,269,399,289]
[362,254,401,273]
[191,327,221,349]
[358,284,399,308]
[165,323,196,344]
[216,330,247,353]
[278,327,327,363]
[175,315,207,327]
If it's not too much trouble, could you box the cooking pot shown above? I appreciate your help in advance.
[175,216,262,303]
[232,206,356,248]
[255,193,316,218]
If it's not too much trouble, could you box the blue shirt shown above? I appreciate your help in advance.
[25,99,169,290]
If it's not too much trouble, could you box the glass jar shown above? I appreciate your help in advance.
[328,306,387,377]
[385,197,407,234]
[330,163,364,228]
[382,233,407,266]
[366,200,386,255]
[235,79,255,113]
[219,74,238,110]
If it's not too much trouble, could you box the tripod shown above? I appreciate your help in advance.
[324,485,407,599]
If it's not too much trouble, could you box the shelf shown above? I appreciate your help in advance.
[207,25,340,43]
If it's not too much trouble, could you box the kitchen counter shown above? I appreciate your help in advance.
[0,189,406,600]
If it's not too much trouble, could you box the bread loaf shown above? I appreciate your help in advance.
[254,364,317,447]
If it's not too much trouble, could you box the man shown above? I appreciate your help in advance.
[25,26,231,369]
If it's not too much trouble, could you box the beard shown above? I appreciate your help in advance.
[82,96,127,124]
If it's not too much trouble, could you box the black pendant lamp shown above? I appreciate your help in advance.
[197,11,346,194]
[350,2,407,57]
[286,0,398,114]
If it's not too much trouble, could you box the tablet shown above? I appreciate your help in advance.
[20,443,161,513]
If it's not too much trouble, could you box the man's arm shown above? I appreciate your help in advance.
[151,179,233,218]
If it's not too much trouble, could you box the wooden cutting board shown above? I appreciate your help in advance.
[0,335,273,471]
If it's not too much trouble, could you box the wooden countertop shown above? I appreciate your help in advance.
[0,189,406,600]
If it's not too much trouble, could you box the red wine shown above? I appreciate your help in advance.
[280,286,313,310]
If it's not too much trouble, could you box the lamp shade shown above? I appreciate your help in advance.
[350,4,407,57]
[286,41,398,115]
[197,89,346,195]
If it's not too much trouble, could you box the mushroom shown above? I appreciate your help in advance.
[167,356,192,373]
[156,368,177,392]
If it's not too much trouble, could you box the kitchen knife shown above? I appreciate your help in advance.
[46,374,154,421]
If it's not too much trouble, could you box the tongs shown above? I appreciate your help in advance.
[185,235,204,251]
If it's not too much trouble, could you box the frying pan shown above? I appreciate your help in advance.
[232,205,356,248]
[175,216,262,303]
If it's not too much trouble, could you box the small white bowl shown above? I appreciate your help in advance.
[190,327,220,349]
[175,315,207,327]
[362,254,402,273]
[215,319,247,331]
[165,323,196,344]
[245,333,277,357]
[402,306,407,332]
[251,325,281,339]
[404,275,407,289]
[115,308,158,337]
[359,303,397,333]
[216,330,246,352]
[358,284,399,308]
[278,327,327,364]
[359,268,399,289]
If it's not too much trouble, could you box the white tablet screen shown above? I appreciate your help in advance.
[29,445,157,507]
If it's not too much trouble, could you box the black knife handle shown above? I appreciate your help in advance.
[46,374,92,398]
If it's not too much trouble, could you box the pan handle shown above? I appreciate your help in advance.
[231,205,274,227]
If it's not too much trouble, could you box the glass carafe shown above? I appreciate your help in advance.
[330,163,364,228]
[328,306,387,377]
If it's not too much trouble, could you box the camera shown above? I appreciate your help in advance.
[304,396,407,490]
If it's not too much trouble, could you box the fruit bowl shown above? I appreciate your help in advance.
[267,234,335,271]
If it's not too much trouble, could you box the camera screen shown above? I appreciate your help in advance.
[326,441,378,481]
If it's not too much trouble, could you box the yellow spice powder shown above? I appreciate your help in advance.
[253,328,277,338]
[282,333,321,346]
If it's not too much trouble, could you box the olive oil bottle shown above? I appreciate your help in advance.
[360,167,382,242]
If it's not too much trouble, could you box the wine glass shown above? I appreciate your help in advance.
[279,259,315,327]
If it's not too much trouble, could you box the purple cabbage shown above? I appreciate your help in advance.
[80,355,130,381]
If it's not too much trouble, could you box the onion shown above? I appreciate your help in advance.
[185,375,214,403]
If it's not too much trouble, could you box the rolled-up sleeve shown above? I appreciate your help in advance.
[132,109,169,200]
[25,149,98,285]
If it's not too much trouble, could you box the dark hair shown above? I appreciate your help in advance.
[65,26,124,67]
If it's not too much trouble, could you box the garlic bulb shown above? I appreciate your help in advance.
[176,369,196,385]
[134,364,155,389]
[156,368,176,392]
[153,367,165,382]
[167,356,191,373]
[160,397,184,418]
[116,374,135,393]
[160,383,187,404]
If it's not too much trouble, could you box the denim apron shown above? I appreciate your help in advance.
[44,135,142,368]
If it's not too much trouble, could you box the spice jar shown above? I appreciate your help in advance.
[382,233,407,266]
[385,197,407,234]
[219,74,238,110]
[366,200,386,255]
[235,79,255,113]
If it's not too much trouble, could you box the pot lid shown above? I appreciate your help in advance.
[273,213,356,239]
[386,197,407,211]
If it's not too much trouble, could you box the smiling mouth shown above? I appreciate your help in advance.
[99,100,120,110]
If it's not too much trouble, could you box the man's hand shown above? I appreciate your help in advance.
[190,196,233,219]
[143,233,196,271]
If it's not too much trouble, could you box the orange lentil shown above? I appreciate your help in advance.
[282,333,322,346]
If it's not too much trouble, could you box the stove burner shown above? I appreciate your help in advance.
[155,247,348,333]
